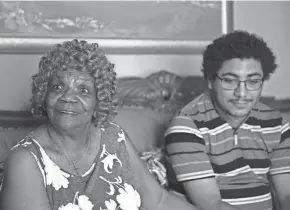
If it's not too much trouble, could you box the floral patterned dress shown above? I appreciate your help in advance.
[5,122,142,210]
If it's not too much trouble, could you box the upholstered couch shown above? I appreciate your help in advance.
[1,70,290,187]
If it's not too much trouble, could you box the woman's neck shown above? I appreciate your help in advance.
[46,122,92,149]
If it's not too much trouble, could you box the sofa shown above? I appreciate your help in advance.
[1,70,290,187]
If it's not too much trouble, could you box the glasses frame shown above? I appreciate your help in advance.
[215,75,264,91]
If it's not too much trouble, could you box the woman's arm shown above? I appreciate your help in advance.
[1,147,51,210]
[124,133,199,210]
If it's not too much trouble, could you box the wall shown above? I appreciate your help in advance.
[0,54,202,111]
[0,1,289,110]
[234,1,290,99]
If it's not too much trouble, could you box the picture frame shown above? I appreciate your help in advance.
[0,0,234,54]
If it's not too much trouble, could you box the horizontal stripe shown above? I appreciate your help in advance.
[199,123,231,135]
[253,108,276,113]
[281,123,290,133]
[272,146,290,152]
[198,122,283,137]
[223,192,272,205]
[177,170,215,181]
[173,160,211,168]
[165,126,203,138]
[207,135,279,148]
[168,150,204,156]
[165,132,205,146]
[165,93,285,210]
[271,156,290,161]
[212,158,270,174]
[281,127,290,143]
[221,185,270,199]
[252,167,270,174]
[242,124,282,134]
[246,117,282,128]
[195,117,225,130]
[215,165,252,177]
[209,147,267,157]
[269,166,290,175]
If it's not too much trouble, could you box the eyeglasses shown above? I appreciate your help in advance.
[216,75,263,91]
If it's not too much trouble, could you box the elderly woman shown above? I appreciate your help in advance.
[0,39,197,210]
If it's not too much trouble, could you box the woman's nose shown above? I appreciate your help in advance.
[59,88,78,103]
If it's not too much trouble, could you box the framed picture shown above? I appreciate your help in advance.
[0,0,233,54]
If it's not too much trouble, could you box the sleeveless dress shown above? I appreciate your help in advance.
[4,122,143,210]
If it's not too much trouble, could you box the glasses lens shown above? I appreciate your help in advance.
[221,79,238,90]
[246,80,263,90]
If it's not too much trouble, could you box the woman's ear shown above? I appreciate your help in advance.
[93,109,97,119]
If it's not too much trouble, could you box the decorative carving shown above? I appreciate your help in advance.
[117,70,207,112]
[0,70,290,129]
[0,71,206,129]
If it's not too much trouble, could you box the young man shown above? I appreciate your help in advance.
[165,30,290,210]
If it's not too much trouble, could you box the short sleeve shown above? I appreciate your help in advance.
[269,117,290,175]
[164,114,215,182]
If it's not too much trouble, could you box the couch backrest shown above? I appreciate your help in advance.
[1,70,290,161]
[0,70,207,161]
[112,70,207,152]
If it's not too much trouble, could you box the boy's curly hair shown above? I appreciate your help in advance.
[202,30,277,80]
[30,39,118,128]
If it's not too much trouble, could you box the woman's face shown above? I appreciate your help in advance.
[46,70,97,131]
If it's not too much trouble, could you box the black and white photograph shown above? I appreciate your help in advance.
[0,1,289,210]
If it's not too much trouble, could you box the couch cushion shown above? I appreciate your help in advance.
[113,107,173,153]
[0,127,36,162]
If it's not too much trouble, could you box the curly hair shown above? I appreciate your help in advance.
[202,30,277,81]
[30,39,118,128]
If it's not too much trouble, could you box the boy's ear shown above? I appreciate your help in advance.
[208,79,213,90]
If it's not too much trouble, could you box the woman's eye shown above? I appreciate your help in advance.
[80,88,89,93]
[52,84,63,90]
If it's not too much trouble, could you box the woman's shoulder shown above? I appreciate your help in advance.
[4,144,42,179]
[99,122,130,156]
[26,124,57,153]
[103,122,127,140]
[12,124,55,164]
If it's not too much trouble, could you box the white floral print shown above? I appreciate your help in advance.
[38,144,70,191]
[104,199,117,210]
[12,124,142,210]
[59,203,80,210]
[58,192,94,210]
[100,181,141,210]
[100,144,122,174]
[13,138,70,190]
[100,129,141,210]
[99,176,123,196]
[12,139,32,149]
[78,195,94,210]
[116,183,141,210]
[117,129,126,143]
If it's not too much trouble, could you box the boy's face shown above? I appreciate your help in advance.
[209,58,264,120]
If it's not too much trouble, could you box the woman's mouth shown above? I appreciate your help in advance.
[58,110,79,115]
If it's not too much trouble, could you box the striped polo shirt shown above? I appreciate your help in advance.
[165,93,290,210]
